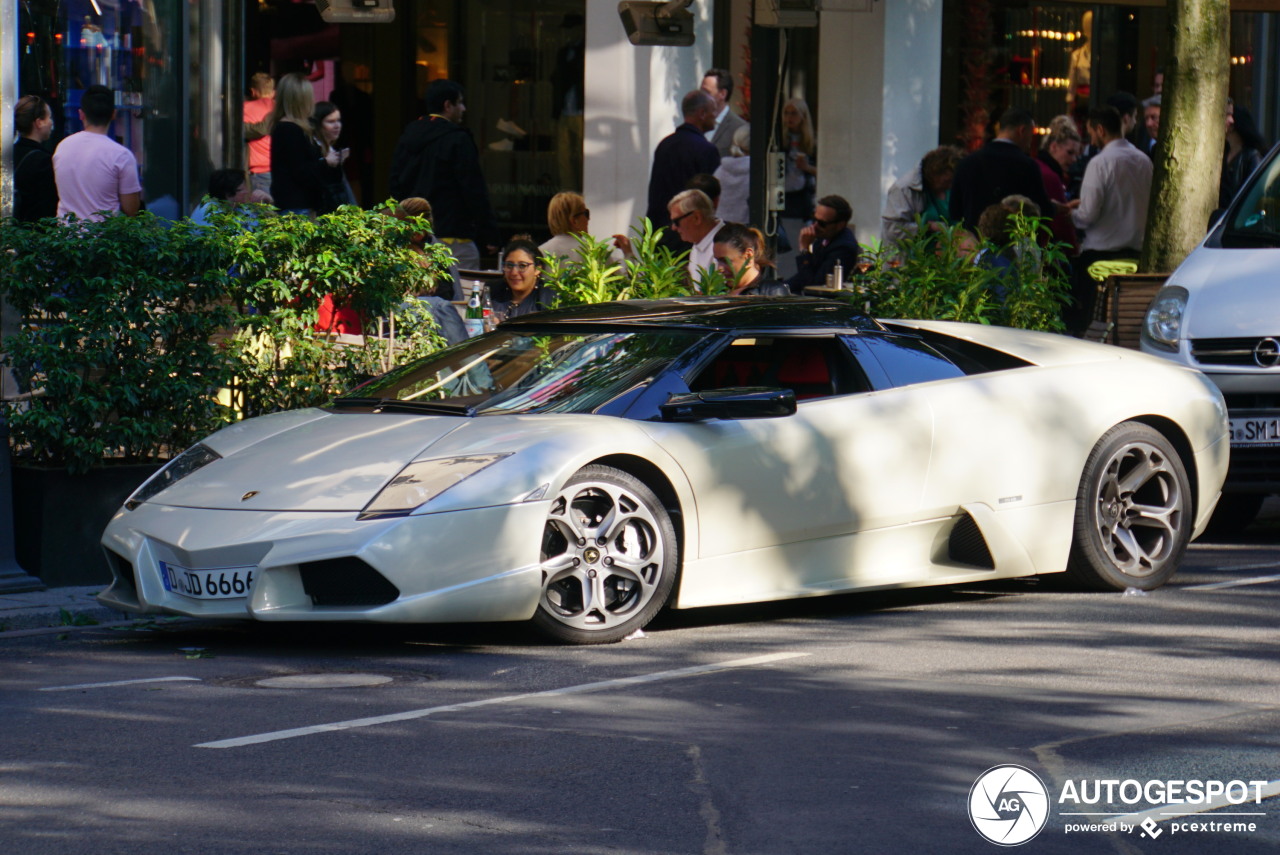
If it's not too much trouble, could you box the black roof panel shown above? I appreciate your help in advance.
[502,296,884,332]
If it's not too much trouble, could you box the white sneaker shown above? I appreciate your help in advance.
[496,118,527,138]
[488,138,515,152]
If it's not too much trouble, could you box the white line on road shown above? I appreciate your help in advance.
[1185,574,1280,591]
[40,676,201,692]
[196,651,808,750]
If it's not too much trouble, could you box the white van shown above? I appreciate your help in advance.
[1141,144,1280,531]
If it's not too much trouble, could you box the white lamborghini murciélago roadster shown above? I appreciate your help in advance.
[99,298,1229,643]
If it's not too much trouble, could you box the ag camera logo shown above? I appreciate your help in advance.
[969,764,1050,846]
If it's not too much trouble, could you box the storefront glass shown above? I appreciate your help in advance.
[14,0,237,217]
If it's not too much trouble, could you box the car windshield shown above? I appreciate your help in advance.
[339,329,701,415]
[1222,149,1280,247]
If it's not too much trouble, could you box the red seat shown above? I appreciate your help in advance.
[776,348,830,399]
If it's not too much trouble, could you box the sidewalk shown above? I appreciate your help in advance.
[0,585,133,634]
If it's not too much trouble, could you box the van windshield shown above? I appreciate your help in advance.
[1221,148,1280,248]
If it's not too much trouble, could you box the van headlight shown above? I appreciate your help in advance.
[1143,286,1189,352]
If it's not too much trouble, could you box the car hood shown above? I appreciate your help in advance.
[1167,246,1280,339]
[150,409,471,512]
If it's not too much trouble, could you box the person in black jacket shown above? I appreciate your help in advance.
[269,72,339,215]
[949,107,1054,233]
[388,80,499,270]
[786,195,860,294]
[13,95,58,222]
[713,222,790,296]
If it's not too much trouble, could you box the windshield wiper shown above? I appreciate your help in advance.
[330,397,477,417]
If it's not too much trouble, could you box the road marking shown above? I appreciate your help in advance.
[1185,574,1280,591]
[1106,779,1280,826]
[40,676,201,692]
[196,651,808,749]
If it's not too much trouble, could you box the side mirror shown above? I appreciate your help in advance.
[660,387,797,422]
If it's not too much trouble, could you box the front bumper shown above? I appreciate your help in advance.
[97,501,549,623]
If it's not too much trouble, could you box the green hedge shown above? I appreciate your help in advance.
[0,204,452,473]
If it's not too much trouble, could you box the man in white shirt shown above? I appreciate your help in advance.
[1065,105,1153,332]
[53,84,142,220]
[668,188,724,288]
[701,69,747,159]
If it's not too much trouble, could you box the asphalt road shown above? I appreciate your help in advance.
[2,529,1278,855]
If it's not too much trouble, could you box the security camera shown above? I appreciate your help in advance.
[317,0,395,24]
[618,0,696,47]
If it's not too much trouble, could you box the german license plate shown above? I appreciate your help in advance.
[1229,414,1280,447]
[160,562,255,600]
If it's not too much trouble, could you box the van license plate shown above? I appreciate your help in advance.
[1229,415,1280,447]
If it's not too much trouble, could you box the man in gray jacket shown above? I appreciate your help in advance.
[701,69,747,159]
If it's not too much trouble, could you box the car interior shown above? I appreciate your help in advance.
[688,336,871,400]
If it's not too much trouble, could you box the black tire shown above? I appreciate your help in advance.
[532,465,679,644]
[1203,493,1266,539]
[1066,422,1192,591]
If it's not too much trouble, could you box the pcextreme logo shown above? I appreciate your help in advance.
[968,764,1051,846]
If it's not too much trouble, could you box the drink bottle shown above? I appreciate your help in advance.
[465,287,484,337]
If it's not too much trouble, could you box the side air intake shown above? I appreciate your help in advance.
[299,558,399,607]
[948,512,995,569]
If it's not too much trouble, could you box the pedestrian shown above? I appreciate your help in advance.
[701,68,747,158]
[1220,103,1267,209]
[311,101,356,213]
[1064,105,1152,333]
[190,168,268,227]
[777,97,817,277]
[667,188,724,286]
[949,106,1053,233]
[1036,116,1082,254]
[491,237,558,321]
[388,79,500,270]
[712,223,789,296]
[1142,95,1161,158]
[881,145,963,249]
[644,90,721,241]
[786,194,860,294]
[269,72,332,216]
[53,84,142,220]
[540,192,628,266]
[714,124,752,225]
[13,94,58,222]
[243,72,275,196]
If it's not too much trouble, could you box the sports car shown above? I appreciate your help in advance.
[98,298,1229,643]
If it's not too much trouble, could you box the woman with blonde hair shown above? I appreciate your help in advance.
[539,191,628,264]
[269,72,339,214]
[779,97,817,277]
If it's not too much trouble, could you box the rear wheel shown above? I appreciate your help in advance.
[1066,422,1191,591]
[533,465,678,644]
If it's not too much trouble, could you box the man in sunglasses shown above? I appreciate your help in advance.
[667,188,724,288]
[786,195,860,294]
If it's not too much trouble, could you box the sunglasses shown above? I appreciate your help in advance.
[811,217,836,229]
[574,209,591,219]
[502,261,535,271]
[671,210,696,228]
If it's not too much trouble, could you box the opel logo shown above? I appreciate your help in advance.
[1253,338,1280,368]
[241,491,259,502]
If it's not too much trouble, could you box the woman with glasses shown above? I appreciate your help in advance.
[539,191,629,265]
[491,237,559,321]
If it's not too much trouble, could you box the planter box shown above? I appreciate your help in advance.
[14,464,160,588]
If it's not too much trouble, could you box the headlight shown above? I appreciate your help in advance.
[125,444,221,510]
[359,454,511,519]
[1143,286,1189,352]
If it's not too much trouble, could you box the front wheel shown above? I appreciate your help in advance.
[1066,422,1191,591]
[533,465,679,644]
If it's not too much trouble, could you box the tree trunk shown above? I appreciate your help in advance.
[1140,0,1231,273]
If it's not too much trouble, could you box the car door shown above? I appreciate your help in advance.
[640,333,936,604]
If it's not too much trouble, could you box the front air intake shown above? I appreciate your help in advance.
[299,558,399,607]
